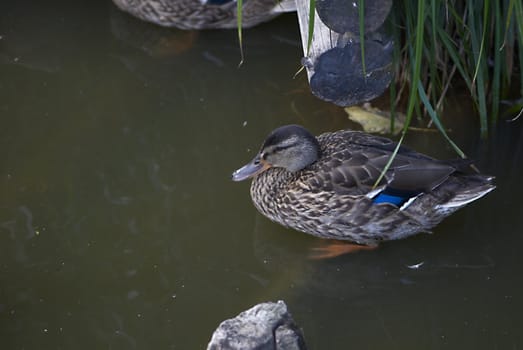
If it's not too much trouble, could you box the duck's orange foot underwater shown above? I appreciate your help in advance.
[309,240,378,260]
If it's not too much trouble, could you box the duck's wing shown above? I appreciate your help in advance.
[313,131,456,196]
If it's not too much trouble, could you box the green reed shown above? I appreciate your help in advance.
[390,0,523,137]
[234,1,522,139]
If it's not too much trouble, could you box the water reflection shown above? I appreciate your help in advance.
[1,1,522,349]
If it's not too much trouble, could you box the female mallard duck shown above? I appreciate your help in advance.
[112,0,296,30]
[232,125,495,246]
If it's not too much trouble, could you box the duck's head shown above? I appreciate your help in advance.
[232,124,321,181]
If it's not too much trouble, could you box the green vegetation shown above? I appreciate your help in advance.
[235,1,522,140]
[389,0,523,137]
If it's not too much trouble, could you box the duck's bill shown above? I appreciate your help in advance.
[232,158,265,182]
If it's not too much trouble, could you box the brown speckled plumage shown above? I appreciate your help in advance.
[233,125,495,245]
[112,0,295,29]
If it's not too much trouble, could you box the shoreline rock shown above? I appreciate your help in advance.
[207,300,307,350]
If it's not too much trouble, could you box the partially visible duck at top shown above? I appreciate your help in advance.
[232,125,495,253]
[112,0,296,30]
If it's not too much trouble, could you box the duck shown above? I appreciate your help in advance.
[111,0,296,30]
[232,125,495,247]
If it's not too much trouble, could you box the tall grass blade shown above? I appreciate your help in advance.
[428,0,439,105]
[472,0,489,84]
[514,0,523,92]
[502,0,516,83]
[490,0,502,125]
[418,83,466,158]
[358,0,366,76]
[519,39,523,96]
[374,0,425,189]
[514,0,523,43]
[236,0,244,66]
[468,1,488,136]
[436,27,472,91]
[306,0,316,56]
[503,0,515,52]
[406,0,425,120]
[388,4,403,133]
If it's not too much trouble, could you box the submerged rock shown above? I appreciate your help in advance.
[207,300,307,350]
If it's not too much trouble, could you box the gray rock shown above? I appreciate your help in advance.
[207,300,307,350]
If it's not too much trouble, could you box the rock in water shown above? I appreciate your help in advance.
[207,301,307,350]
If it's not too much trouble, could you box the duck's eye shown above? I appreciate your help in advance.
[261,152,268,160]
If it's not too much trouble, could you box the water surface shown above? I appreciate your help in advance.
[1,1,523,349]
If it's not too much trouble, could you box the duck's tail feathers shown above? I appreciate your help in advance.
[435,183,496,210]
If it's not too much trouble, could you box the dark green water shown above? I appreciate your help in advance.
[1,1,522,349]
